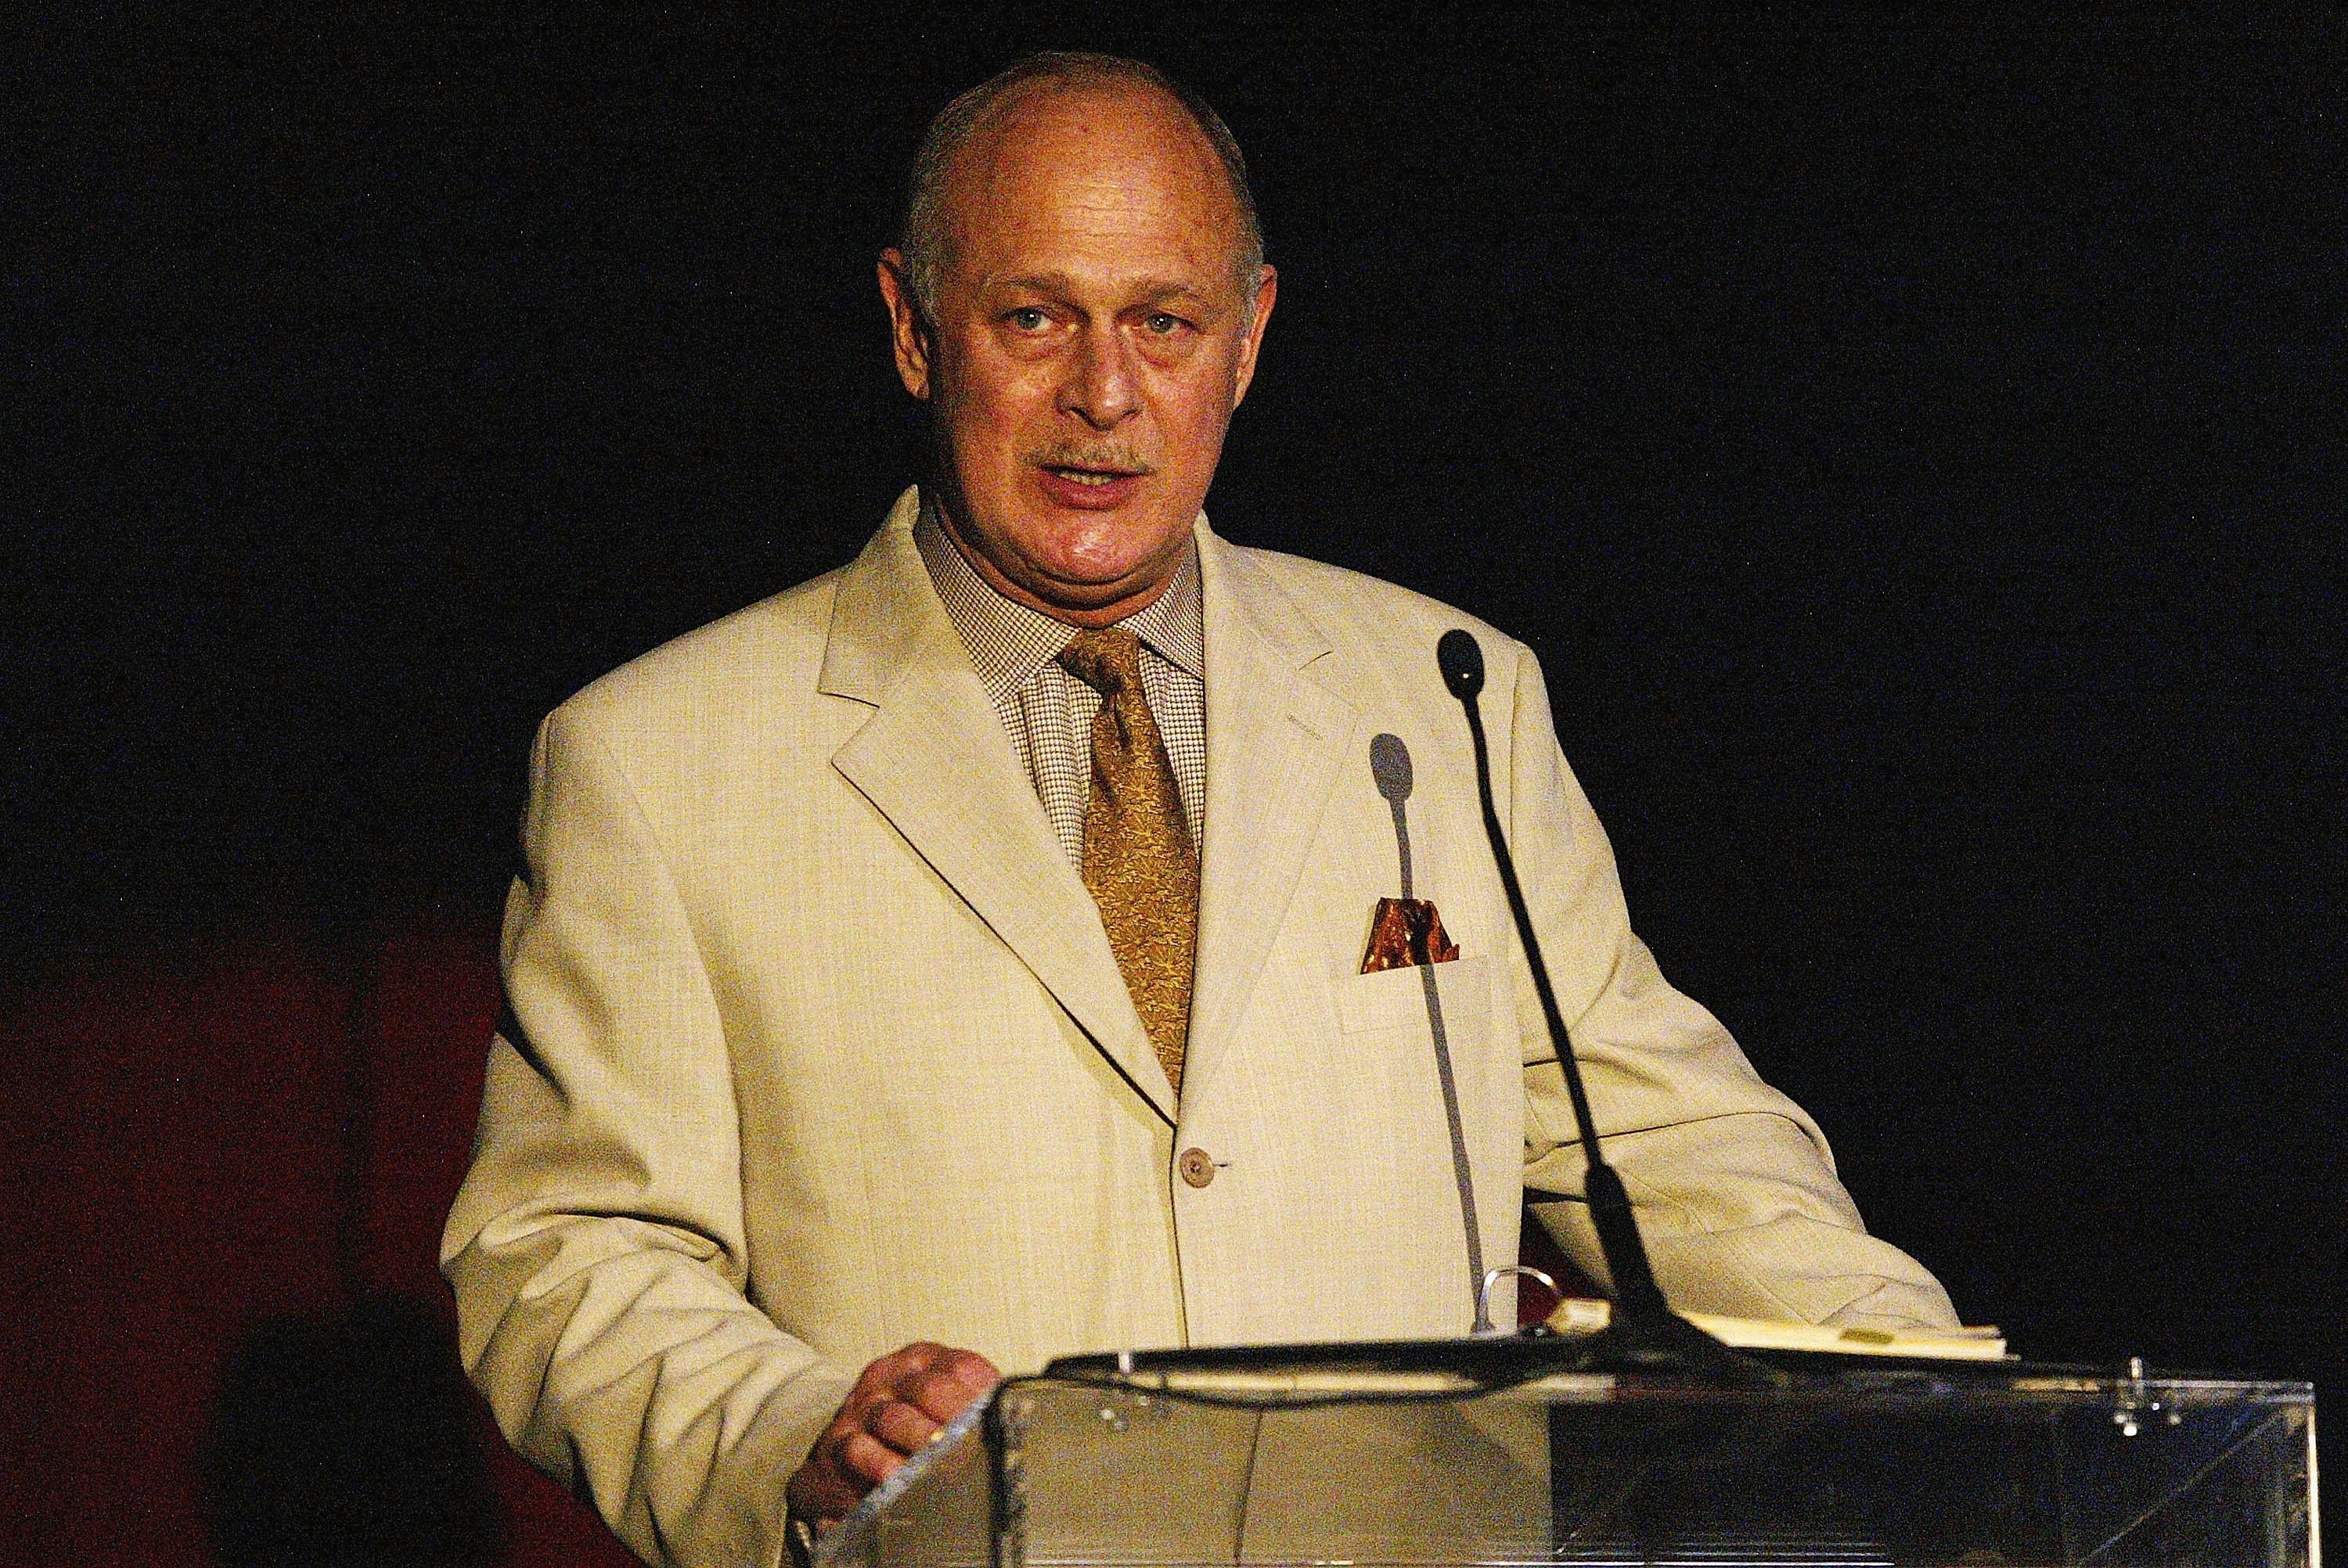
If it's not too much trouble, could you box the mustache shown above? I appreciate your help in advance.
[1029,441,1157,477]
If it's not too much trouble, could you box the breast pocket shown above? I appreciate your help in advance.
[1335,953,1492,1041]
[1328,954,1517,1177]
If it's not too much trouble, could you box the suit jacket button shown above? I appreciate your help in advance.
[1178,1148,1215,1189]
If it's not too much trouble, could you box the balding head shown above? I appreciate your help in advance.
[897,54,1265,325]
[873,56,1278,627]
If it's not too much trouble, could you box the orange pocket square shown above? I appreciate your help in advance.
[1360,897,1461,973]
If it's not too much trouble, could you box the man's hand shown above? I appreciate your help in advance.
[787,1342,1002,1533]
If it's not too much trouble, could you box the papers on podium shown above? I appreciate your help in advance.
[1544,1296,2010,1360]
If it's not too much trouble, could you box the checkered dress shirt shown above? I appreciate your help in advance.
[914,502,1207,870]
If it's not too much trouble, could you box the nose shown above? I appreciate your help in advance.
[1059,323,1139,430]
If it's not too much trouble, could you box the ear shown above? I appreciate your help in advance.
[1230,264,1278,409]
[877,250,933,401]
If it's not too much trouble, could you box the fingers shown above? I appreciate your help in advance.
[783,1440,864,1529]
[865,1396,943,1453]
[893,1347,1002,1424]
[786,1343,1006,1534]
[787,1423,901,1527]
[833,1424,906,1488]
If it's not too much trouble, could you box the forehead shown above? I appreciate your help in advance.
[938,81,1245,294]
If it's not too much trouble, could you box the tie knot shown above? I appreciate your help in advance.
[1057,624,1146,698]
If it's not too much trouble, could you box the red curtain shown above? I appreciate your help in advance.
[3,916,633,1566]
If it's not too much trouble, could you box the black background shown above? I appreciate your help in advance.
[9,3,2341,1546]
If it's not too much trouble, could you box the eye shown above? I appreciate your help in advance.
[1143,311,1188,335]
[1005,307,1050,331]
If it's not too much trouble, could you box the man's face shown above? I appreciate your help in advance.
[878,82,1277,625]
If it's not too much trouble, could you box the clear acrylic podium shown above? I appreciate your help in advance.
[819,1348,2317,1568]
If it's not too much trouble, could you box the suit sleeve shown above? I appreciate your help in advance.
[1500,644,1960,1332]
[441,707,855,1568]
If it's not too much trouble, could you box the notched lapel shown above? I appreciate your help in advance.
[1184,530,1357,1103]
[821,494,1176,1126]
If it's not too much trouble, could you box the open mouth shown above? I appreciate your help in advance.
[1043,465,1143,487]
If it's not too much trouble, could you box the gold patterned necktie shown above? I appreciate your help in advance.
[1058,625,1199,1098]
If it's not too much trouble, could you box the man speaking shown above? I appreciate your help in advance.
[444,52,1957,1568]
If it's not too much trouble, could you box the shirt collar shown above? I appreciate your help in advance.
[914,491,1205,705]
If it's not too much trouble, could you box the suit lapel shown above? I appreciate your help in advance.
[821,493,1176,1125]
[1184,527,1357,1102]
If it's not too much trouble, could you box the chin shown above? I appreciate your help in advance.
[1054,538,1179,586]
[1026,517,1173,573]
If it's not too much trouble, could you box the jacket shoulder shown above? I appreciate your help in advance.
[549,566,845,737]
[1227,541,1533,678]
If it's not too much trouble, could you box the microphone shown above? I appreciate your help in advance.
[1437,629,1770,1379]
[1370,732,1488,1329]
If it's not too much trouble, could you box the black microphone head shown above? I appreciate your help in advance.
[1368,732,1413,802]
[1437,629,1485,699]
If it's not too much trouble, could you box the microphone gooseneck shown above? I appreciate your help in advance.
[1438,631,1774,1381]
[1369,732,1488,1329]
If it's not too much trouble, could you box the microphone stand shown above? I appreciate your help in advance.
[1439,630,1777,1385]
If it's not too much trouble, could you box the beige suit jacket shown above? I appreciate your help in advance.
[443,488,1956,1568]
